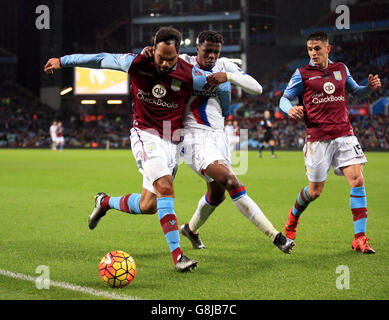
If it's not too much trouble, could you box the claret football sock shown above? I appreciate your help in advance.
[101,194,142,214]
[292,186,313,217]
[229,186,278,241]
[157,197,183,265]
[189,193,222,233]
[350,186,368,239]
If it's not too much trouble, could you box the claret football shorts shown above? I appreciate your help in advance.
[303,135,367,182]
[130,128,180,194]
[180,128,232,182]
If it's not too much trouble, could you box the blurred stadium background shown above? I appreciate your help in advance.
[1,0,388,150]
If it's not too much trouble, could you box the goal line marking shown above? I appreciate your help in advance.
[0,268,140,300]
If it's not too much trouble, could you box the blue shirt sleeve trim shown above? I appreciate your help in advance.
[283,69,304,100]
[60,53,136,73]
[279,96,294,114]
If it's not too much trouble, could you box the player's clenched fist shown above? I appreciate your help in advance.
[368,74,381,91]
[203,72,228,92]
[288,105,304,120]
[44,58,61,74]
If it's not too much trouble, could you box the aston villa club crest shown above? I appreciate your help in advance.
[333,71,342,81]
[171,79,182,92]
[145,142,156,153]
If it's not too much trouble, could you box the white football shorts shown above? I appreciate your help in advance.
[181,128,231,182]
[55,137,65,144]
[130,128,179,194]
[303,135,367,182]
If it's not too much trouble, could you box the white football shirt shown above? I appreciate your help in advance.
[180,54,262,131]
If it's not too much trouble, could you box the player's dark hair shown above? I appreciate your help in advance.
[197,30,224,45]
[154,27,182,52]
[307,31,329,43]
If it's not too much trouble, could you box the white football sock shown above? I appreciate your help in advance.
[189,195,217,233]
[233,194,278,241]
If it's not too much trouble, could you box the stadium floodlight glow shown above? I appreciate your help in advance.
[184,38,191,46]
[107,100,123,105]
[81,100,97,105]
[60,87,73,96]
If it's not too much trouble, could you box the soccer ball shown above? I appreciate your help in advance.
[98,250,136,288]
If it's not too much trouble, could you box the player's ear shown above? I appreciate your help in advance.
[326,44,332,54]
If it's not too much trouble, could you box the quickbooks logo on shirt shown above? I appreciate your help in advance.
[137,89,179,109]
[313,95,345,104]
[323,82,336,94]
[152,84,167,98]
[310,83,344,104]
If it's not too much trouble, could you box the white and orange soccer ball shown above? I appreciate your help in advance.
[98,250,136,288]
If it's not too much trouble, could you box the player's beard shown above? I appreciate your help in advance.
[154,60,176,75]
[157,66,173,74]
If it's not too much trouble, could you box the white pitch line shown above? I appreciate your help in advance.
[0,268,140,300]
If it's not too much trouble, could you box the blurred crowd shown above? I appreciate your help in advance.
[0,79,131,149]
[238,114,389,151]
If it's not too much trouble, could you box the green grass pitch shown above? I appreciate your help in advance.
[0,149,388,300]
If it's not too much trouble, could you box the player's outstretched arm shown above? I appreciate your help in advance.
[44,53,136,74]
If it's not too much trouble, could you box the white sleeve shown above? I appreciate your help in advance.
[222,58,262,95]
[179,54,194,65]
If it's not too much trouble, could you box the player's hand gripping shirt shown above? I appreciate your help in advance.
[179,54,261,131]
[60,53,231,140]
[281,60,372,142]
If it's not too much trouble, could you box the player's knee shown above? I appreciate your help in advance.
[308,186,323,199]
[140,198,157,214]
[218,174,241,192]
[208,193,226,206]
[309,191,321,200]
[153,176,174,197]
[349,175,364,188]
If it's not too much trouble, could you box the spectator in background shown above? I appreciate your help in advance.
[56,122,65,152]
[49,121,58,151]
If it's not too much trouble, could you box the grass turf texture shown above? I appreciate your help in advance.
[0,149,388,300]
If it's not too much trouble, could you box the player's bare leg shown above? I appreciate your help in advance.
[341,164,375,254]
[139,188,157,214]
